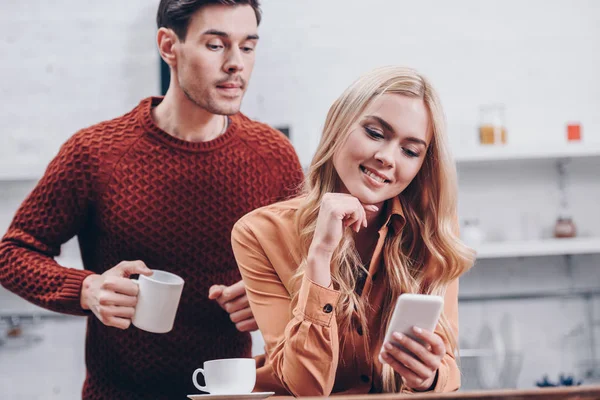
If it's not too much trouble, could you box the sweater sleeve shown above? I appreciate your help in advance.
[272,138,304,201]
[232,221,341,396]
[0,132,95,315]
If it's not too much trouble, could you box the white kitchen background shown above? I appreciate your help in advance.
[1,0,600,398]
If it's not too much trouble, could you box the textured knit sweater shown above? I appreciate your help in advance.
[0,97,304,399]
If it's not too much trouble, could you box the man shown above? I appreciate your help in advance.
[0,1,303,398]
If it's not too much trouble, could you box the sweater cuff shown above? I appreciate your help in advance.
[296,275,340,327]
[56,268,96,316]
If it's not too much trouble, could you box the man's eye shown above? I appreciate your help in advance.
[207,44,223,50]
[241,46,255,53]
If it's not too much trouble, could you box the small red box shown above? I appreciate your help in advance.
[567,123,581,141]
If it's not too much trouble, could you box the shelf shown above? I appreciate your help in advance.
[459,349,497,358]
[454,143,600,164]
[459,288,600,302]
[474,237,600,259]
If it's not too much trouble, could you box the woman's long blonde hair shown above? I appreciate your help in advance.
[291,66,475,392]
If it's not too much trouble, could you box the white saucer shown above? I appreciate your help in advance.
[187,392,275,400]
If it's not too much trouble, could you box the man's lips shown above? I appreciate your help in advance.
[217,81,243,89]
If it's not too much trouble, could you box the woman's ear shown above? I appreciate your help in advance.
[157,27,178,68]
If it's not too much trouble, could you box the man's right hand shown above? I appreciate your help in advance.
[80,260,153,329]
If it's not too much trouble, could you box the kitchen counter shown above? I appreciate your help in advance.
[271,384,600,399]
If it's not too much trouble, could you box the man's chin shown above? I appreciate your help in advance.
[210,100,242,116]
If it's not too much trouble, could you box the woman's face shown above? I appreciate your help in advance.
[332,93,432,207]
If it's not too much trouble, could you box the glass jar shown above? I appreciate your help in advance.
[554,216,577,238]
[479,104,507,145]
[462,218,485,247]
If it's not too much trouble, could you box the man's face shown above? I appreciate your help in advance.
[172,4,258,115]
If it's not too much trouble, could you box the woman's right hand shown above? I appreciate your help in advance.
[307,193,378,285]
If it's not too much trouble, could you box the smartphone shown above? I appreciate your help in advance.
[379,293,444,363]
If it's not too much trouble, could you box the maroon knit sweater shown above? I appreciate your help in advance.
[0,97,304,399]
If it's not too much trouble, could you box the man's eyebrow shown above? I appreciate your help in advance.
[202,29,228,37]
[201,29,259,41]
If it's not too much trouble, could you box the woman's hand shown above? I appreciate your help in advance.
[310,193,378,255]
[306,193,378,286]
[380,327,446,391]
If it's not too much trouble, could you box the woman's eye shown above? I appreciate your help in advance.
[403,148,420,158]
[365,126,384,139]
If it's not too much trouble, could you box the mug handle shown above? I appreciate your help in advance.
[192,368,208,392]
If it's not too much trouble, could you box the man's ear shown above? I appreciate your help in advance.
[157,27,178,68]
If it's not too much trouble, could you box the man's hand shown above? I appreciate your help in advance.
[209,280,258,332]
[81,260,153,329]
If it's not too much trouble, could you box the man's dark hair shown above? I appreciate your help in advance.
[157,0,261,41]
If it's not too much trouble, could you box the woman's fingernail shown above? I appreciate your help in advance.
[413,326,422,334]
[393,332,404,341]
[385,343,393,350]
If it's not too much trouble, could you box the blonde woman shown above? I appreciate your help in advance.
[231,66,474,396]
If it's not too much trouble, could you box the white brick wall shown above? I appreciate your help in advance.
[1,1,599,397]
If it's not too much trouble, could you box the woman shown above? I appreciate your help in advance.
[231,66,474,395]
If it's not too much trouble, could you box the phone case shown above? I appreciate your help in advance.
[381,293,444,351]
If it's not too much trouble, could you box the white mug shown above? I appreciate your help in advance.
[132,270,184,333]
[192,358,256,394]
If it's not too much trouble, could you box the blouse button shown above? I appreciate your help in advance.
[323,304,333,313]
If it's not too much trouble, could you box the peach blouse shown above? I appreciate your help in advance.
[232,197,460,396]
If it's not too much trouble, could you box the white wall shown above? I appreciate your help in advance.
[0,0,160,166]
[1,1,599,397]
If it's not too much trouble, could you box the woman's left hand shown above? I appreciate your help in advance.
[379,326,445,391]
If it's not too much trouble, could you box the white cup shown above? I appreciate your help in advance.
[132,270,184,333]
[192,358,256,394]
